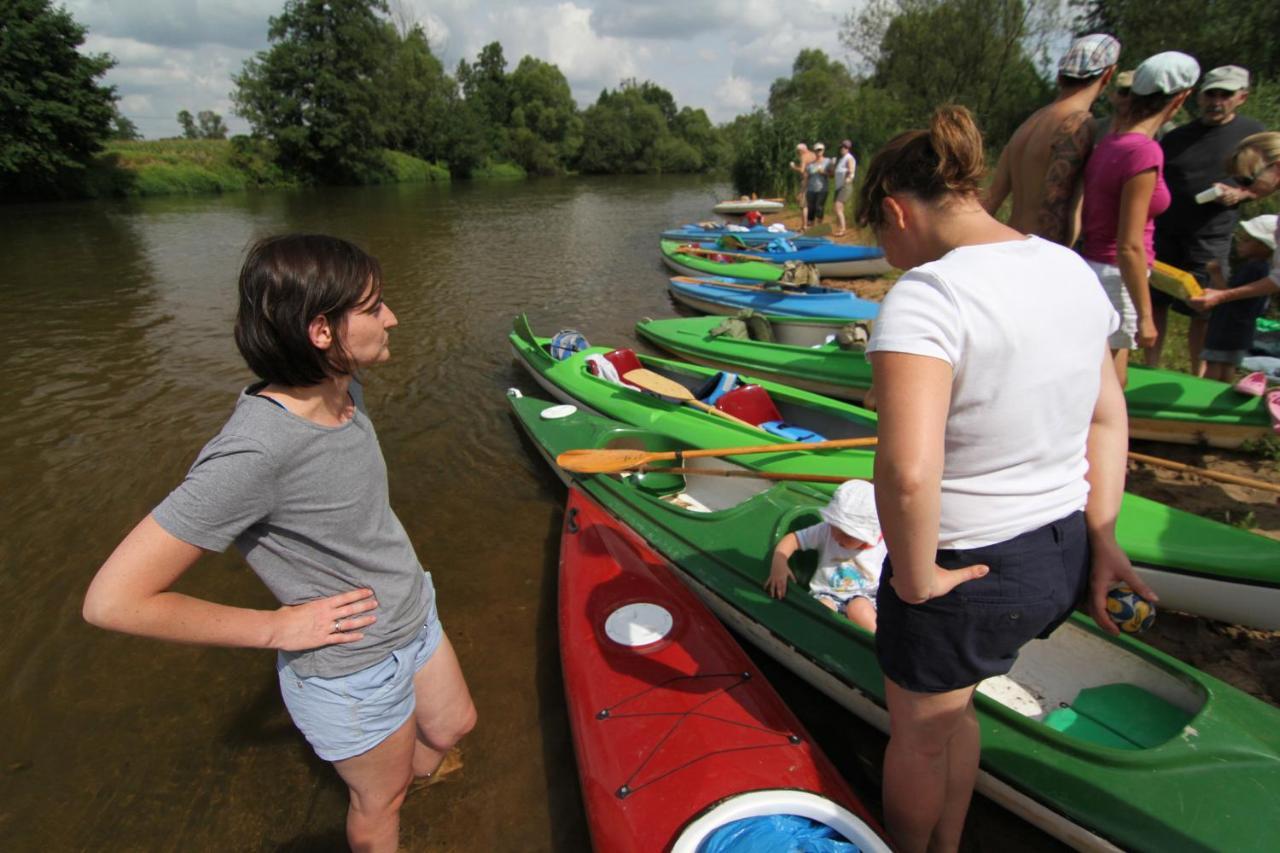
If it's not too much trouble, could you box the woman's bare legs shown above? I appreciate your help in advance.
[331,633,475,853]
[409,633,476,778]
[881,679,980,853]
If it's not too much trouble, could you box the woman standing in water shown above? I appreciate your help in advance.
[84,235,476,853]
[858,106,1154,852]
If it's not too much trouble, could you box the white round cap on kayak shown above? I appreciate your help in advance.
[540,404,578,420]
[604,603,673,647]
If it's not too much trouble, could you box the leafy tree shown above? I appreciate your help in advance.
[1,0,118,196]
[381,24,451,162]
[767,49,858,118]
[232,0,395,182]
[673,106,726,169]
[578,85,667,173]
[1073,1,1279,82]
[726,109,810,198]
[841,0,1057,146]
[456,41,512,160]
[177,110,198,139]
[507,56,582,175]
[197,111,228,139]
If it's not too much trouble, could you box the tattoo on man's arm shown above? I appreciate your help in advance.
[1037,116,1093,245]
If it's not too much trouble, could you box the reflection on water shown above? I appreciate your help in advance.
[0,177,1056,850]
[0,176,730,851]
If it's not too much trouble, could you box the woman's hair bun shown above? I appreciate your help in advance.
[928,105,984,196]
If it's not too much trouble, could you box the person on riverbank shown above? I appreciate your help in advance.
[1148,65,1264,375]
[791,142,818,228]
[858,104,1153,853]
[1191,133,1280,316]
[765,479,885,633]
[83,234,476,853]
[1200,215,1275,382]
[1080,51,1199,386]
[833,139,857,236]
[983,33,1120,246]
[806,142,832,226]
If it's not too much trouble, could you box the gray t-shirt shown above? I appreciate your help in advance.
[153,383,430,678]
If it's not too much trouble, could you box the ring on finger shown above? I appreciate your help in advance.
[333,618,342,633]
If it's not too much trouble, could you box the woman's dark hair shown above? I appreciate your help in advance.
[1124,89,1181,122]
[234,234,384,387]
[856,105,985,229]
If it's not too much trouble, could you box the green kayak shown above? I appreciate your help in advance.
[508,391,1280,852]
[636,314,1275,449]
[510,314,1280,630]
[659,240,789,282]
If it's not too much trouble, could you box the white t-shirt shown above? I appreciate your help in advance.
[835,152,856,185]
[796,522,886,600]
[867,236,1119,548]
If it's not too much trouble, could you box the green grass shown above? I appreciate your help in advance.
[471,160,527,180]
[81,139,448,198]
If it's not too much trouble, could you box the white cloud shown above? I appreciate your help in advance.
[71,0,855,136]
[713,75,758,114]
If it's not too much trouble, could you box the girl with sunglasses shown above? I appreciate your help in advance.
[1191,132,1280,312]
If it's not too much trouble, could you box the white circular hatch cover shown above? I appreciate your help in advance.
[540,404,578,420]
[604,603,673,647]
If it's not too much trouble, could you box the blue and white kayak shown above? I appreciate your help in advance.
[667,275,880,321]
[660,224,816,245]
[692,241,891,278]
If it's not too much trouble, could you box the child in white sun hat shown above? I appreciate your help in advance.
[764,479,887,632]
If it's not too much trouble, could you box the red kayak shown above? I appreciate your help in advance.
[559,487,890,852]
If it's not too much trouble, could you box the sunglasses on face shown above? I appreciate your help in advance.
[1201,89,1235,99]
[1236,162,1276,188]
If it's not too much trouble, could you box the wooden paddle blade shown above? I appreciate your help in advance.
[622,368,695,401]
[557,447,665,473]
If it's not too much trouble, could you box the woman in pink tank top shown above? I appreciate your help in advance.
[1080,51,1199,385]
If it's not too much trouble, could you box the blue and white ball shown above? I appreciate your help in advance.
[1106,584,1156,634]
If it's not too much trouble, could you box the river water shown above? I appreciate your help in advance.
[0,177,1061,851]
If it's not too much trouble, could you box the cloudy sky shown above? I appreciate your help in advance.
[67,0,860,139]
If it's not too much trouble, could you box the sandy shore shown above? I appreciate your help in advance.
[768,209,1280,708]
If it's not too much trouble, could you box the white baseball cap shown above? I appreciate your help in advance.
[1131,51,1200,96]
[820,480,880,543]
[1240,215,1278,251]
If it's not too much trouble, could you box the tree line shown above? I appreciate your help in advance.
[4,0,1277,200]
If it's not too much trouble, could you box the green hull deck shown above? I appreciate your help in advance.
[636,314,1274,449]
[511,314,1280,629]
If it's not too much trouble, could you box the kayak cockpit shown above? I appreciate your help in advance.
[669,790,891,853]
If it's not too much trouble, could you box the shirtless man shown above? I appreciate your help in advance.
[790,143,817,228]
[984,34,1120,246]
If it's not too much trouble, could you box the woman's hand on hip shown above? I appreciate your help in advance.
[890,562,989,604]
[269,588,379,651]
[1087,539,1158,635]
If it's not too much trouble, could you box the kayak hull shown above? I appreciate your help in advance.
[512,315,1280,630]
[637,314,1275,449]
[510,393,1280,853]
[667,277,880,322]
[558,486,889,853]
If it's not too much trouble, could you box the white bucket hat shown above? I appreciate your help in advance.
[820,480,880,543]
[1240,215,1278,251]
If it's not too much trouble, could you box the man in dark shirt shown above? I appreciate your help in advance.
[1149,65,1264,373]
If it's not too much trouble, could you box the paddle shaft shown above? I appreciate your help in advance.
[676,244,789,264]
[1128,451,1280,496]
[669,275,807,294]
[635,466,854,484]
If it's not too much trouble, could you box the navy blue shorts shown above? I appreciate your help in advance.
[1152,230,1230,316]
[875,512,1089,694]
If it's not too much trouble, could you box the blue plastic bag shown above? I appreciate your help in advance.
[697,814,860,853]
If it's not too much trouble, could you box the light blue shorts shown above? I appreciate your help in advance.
[814,589,877,612]
[278,590,444,762]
